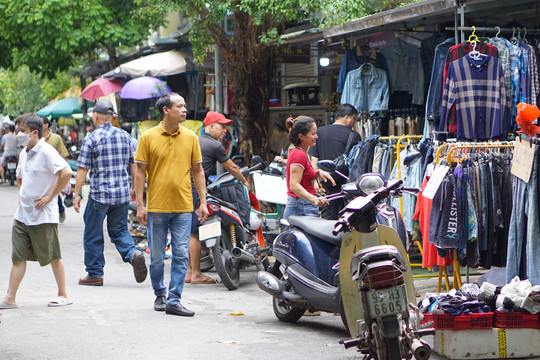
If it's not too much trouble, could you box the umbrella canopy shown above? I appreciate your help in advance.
[116,50,190,77]
[79,78,124,101]
[36,97,82,118]
[118,76,171,100]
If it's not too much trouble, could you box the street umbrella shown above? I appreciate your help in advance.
[79,78,124,101]
[36,97,82,118]
[118,76,171,100]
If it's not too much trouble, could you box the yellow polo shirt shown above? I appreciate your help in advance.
[135,122,202,213]
[45,133,69,158]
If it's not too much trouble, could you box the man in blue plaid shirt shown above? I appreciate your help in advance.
[73,99,147,286]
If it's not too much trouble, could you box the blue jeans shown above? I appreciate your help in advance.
[147,212,191,305]
[283,195,319,219]
[83,197,138,278]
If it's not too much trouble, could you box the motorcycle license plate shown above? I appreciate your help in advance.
[7,163,16,170]
[367,286,406,317]
[199,220,221,241]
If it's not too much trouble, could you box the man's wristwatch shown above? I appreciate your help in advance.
[75,193,82,198]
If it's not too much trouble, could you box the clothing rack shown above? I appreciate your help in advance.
[433,141,515,291]
[445,26,536,35]
[396,135,423,215]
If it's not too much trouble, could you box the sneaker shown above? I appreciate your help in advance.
[131,252,147,283]
[154,296,166,312]
[59,211,66,223]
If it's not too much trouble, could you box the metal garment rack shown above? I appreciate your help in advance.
[434,141,515,291]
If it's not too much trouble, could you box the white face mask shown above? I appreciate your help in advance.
[16,132,30,147]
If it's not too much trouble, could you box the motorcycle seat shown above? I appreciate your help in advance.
[287,216,344,246]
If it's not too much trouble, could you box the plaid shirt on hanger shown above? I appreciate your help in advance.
[442,41,499,133]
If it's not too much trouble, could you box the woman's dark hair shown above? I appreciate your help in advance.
[155,92,180,116]
[287,116,315,146]
[334,103,357,120]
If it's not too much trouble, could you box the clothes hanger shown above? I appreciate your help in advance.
[523,27,528,44]
[510,27,518,44]
[469,40,486,60]
[495,26,501,38]
[467,26,479,44]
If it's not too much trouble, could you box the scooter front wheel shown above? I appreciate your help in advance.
[212,228,240,290]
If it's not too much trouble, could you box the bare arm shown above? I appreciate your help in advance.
[310,156,319,170]
[73,167,89,213]
[130,163,137,202]
[135,162,148,226]
[192,162,209,224]
[35,166,72,210]
[221,159,250,190]
[289,165,328,208]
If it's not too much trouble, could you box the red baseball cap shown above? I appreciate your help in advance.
[204,111,233,126]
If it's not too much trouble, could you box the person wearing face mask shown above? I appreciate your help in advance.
[185,111,249,285]
[0,113,73,310]
[72,99,147,287]
[0,124,18,184]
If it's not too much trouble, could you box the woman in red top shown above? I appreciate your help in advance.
[283,116,335,219]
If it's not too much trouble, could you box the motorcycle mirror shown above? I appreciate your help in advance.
[318,160,336,172]
[251,155,264,165]
[403,152,422,168]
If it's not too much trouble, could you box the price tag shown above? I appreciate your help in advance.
[511,138,535,183]
[422,164,449,199]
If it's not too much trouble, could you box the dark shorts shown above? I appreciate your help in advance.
[191,186,201,236]
[12,220,61,266]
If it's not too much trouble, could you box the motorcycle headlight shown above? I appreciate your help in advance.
[356,174,386,196]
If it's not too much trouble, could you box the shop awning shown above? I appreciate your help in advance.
[114,50,193,77]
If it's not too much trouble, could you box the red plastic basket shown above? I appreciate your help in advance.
[420,313,433,325]
[494,312,540,329]
[431,313,493,330]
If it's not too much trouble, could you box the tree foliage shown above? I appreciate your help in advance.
[0,0,166,77]
[0,66,76,117]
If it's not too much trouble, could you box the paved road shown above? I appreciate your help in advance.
[0,184,449,360]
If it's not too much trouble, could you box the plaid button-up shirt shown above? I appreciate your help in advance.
[440,54,510,141]
[78,122,134,205]
[442,41,499,133]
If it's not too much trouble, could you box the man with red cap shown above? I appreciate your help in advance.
[185,111,249,284]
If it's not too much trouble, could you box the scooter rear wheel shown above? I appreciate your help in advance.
[212,228,240,290]
[272,271,305,323]
[9,171,15,186]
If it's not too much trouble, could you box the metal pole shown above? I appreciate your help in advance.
[214,45,223,114]
[460,4,465,43]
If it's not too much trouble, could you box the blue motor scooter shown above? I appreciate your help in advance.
[255,153,420,326]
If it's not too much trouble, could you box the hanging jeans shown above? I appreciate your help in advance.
[506,157,540,285]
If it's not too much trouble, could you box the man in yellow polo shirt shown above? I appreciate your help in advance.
[134,93,209,317]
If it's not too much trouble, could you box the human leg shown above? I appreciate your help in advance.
[147,212,169,298]
[106,203,139,262]
[82,198,108,278]
[58,195,65,223]
[188,234,215,283]
[1,261,26,306]
[167,213,191,305]
[50,259,68,298]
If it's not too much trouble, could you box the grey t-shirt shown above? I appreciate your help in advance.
[1,133,18,156]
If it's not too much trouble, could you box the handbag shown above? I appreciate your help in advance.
[333,132,356,175]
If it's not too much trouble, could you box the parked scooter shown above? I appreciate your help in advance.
[255,153,419,325]
[3,155,18,185]
[333,177,434,360]
[197,156,272,290]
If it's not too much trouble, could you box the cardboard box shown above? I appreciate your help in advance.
[434,328,540,359]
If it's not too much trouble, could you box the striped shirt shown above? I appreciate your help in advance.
[78,123,134,205]
[440,54,510,141]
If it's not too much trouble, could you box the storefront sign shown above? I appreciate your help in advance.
[274,46,310,63]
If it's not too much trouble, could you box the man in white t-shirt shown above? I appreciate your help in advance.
[0,114,73,310]
[0,124,19,183]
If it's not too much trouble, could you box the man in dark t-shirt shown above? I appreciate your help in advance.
[186,111,249,284]
[309,104,361,220]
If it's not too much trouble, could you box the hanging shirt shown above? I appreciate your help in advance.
[486,38,513,96]
[440,54,510,140]
[337,48,388,93]
[425,38,456,124]
[379,38,425,105]
[340,63,390,113]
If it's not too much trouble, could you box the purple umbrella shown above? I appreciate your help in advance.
[118,76,171,100]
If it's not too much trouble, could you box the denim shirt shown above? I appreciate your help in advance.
[340,63,389,113]
[425,38,456,123]
[380,38,425,105]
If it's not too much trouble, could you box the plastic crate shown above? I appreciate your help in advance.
[431,313,493,330]
[420,313,433,325]
[494,312,540,329]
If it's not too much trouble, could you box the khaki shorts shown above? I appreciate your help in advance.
[12,220,61,266]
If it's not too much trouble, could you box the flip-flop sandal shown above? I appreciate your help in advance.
[0,301,18,310]
[47,296,73,307]
[191,277,216,284]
